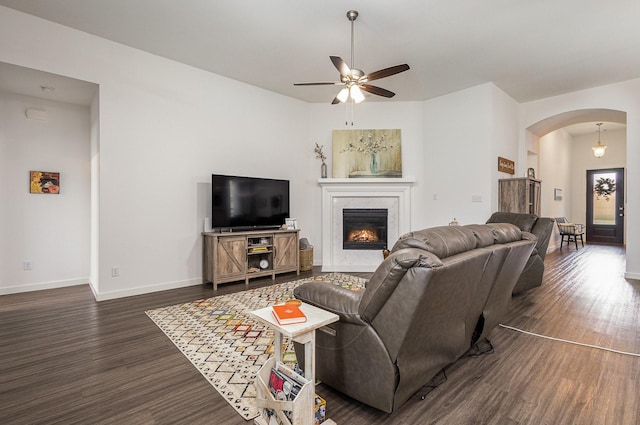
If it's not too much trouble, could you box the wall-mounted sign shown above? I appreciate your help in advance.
[497,157,515,174]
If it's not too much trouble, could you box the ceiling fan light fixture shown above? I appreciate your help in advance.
[336,87,350,103]
[592,122,607,158]
[350,85,365,103]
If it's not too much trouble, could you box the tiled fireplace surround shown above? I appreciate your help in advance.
[319,178,415,272]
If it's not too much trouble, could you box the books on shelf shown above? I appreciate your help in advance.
[272,303,307,325]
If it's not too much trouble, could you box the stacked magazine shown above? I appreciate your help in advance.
[267,362,308,422]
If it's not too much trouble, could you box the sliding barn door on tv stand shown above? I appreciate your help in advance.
[202,229,300,291]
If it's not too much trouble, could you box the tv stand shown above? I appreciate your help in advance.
[202,228,300,291]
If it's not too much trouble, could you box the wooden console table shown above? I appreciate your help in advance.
[202,229,300,290]
[250,303,339,425]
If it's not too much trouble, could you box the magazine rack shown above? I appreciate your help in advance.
[251,303,339,425]
[254,357,314,425]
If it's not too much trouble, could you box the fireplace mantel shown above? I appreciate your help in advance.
[318,177,415,272]
[318,177,416,186]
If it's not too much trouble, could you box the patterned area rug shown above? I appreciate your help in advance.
[145,273,365,421]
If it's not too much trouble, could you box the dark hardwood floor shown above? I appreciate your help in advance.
[1,244,638,424]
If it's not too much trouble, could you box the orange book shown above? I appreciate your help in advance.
[272,303,307,325]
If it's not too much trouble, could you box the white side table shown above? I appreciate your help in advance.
[251,302,339,425]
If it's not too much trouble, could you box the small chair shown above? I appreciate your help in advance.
[555,217,585,249]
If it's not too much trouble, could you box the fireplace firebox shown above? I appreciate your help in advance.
[343,208,388,250]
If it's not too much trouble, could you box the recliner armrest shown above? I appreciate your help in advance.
[294,281,367,325]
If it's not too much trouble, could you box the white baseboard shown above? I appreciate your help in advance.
[624,271,640,281]
[0,278,88,295]
[547,241,561,252]
[92,278,203,301]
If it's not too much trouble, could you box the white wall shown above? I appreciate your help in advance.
[0,6,311,300]
[2,4,637,298]
[422,83,519,228]
[307,83,520,264]
[307,101,424,264]
[521,79,640,280]
[90,90,100,292]
[0,92,91,294]
[538,128,573,250]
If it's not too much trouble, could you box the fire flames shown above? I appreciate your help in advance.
[348,229,379,243]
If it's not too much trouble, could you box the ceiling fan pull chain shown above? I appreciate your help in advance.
[345,100,348,125]
[350,100,355,126]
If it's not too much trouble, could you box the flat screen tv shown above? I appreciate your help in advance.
[211,174,290,231]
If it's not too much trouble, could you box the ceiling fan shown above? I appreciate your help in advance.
[294,10,410,104]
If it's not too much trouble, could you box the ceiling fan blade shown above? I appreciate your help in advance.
[364,64,410,82]
[293,82,342,86]
[330,56,351,77]
[331,96,341,105]
[360,84,396,98]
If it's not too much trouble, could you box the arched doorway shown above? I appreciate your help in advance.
[526,108,627,249]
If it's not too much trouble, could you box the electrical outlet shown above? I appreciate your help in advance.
[23,261,32,271]
[472,195,482,202]
[111,266,120,277]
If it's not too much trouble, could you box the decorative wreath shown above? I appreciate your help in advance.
[594,177,616,201]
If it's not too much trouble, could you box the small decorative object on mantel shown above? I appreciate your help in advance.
[30,171,60,194]
[449,218,459,226]
[314,143,328,178]
[497,157,515,174]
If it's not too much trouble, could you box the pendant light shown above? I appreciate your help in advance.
[592,122,607,158]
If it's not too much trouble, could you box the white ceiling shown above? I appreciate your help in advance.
[564,121,626,136]
[1,0,640,106]
[0,61,97,105]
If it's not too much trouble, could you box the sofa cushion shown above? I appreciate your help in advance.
[465,224,505,247]
[487,223,524,244]
[391,226,477,259]
[486,211,538,232]
[359,249,441,322]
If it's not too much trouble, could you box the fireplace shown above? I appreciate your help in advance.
[343,208,388,250]
[320,178,413,272]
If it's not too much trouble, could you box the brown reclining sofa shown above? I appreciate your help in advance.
[293,223,536,413]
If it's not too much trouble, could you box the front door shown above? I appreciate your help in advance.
[586,168,624,244]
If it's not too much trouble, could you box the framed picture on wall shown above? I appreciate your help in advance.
[30,171,60,194]
[332,129,402,178]
[554,188,563,201]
